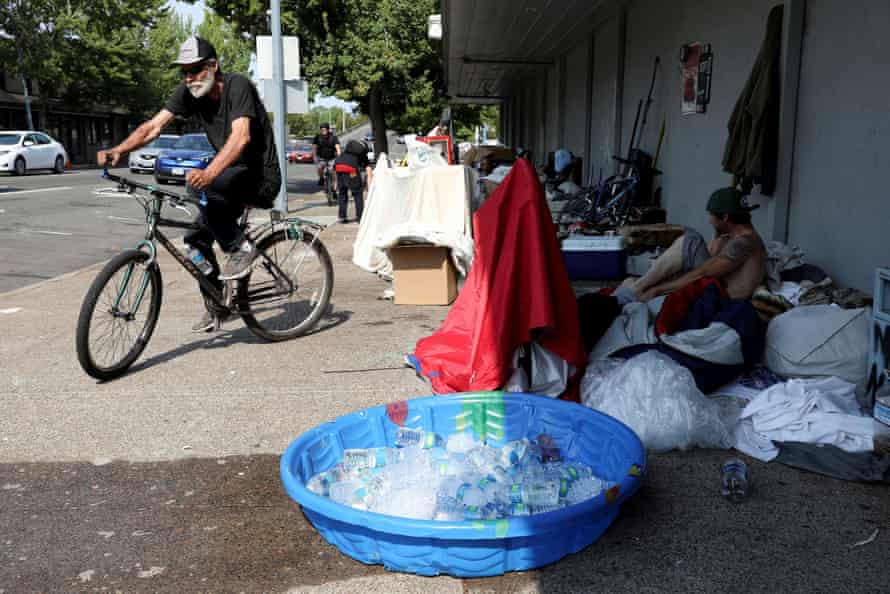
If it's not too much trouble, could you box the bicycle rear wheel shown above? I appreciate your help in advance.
[237,229,334,341]
[76,250,163,380]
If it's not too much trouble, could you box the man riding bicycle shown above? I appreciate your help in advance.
[97,36,281,332]
[312,123,341,187]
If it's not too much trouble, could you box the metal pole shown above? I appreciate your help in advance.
[270,0,288,217]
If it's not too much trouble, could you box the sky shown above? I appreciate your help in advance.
[166,0,357,113]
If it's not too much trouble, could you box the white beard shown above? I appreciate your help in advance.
[188,76,214,99]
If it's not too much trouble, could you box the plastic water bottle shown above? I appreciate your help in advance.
[329,480,368,507]
[342,447,402,471]
[500,440,530,466]
[187,247,213,275]
[565,476,606,504]
[720,458,749,503]
[395,427,444,449]
[508,480,560,506]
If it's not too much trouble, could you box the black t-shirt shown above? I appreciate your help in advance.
[334,149,369,172]
[312,133,340,159]
[165,73,281,199]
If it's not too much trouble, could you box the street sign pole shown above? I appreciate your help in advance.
[270,0,289,217]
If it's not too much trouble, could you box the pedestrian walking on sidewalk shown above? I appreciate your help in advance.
[334,139,373,223]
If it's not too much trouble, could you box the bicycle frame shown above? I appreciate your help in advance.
[102,170,323,316]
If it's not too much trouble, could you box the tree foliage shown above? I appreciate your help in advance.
[0,0,168,118]
[197,10,253,77]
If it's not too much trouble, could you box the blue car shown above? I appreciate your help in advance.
[154,133,216,184]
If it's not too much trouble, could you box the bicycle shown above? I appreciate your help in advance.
[323,160,337,206]
[76,167,334,381]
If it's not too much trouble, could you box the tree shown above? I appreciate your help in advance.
[201,0,445,156]
[0,0,168,123]
[144,10,194,110]
[196,9,253,77]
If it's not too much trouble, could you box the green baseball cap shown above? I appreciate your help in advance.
[707,187,759,215]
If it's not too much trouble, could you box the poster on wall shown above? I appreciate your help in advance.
[681,42,701,115]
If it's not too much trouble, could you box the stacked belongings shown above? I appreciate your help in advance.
[408,159,587,400]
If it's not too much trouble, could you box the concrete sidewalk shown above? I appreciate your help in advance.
[1,192,888,593]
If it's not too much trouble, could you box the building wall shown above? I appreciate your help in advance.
[563,39,592,167]
[786,0,890,290]
[620,0,780,239]
[545,65,560,154]
[588,14,622,183]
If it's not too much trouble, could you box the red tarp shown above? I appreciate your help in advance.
[410,159,587,397]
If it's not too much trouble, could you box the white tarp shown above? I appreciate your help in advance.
[353,149,474,277]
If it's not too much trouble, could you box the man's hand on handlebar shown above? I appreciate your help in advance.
[186,168,215,190]
[97,150,120,167]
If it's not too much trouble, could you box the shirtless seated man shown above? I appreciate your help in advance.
[615,187,767,303]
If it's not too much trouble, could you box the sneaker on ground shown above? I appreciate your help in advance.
[218,241,257,280]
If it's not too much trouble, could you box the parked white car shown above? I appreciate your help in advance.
[128,134,180,173]
[0,131,69,175]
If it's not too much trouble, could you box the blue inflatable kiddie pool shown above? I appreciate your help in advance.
[280,392,646,577]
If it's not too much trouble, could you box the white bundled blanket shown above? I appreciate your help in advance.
[738,377,879,459]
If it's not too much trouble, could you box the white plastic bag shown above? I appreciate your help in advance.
[405,136,448,171]
[581,352,732,452]
[504,341,572,397]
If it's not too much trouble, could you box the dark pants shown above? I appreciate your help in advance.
[337,171,364,221]
[184,165,268,309]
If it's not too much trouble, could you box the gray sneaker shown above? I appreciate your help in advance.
[219,241,257,280]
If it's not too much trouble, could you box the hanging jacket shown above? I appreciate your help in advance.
[722,5,783,195]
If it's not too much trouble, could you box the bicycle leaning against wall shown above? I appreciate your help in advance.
[75,166,334,381]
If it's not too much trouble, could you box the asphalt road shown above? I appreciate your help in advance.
[0,123,405,295]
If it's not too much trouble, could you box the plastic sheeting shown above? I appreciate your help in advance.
[581,352,732,452]
[504,341,573,397]
[352,153,474,277]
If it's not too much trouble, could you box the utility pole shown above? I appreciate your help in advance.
[269,0,289,217]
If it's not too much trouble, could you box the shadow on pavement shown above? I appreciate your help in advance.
[0,455,393,593]
[106,308,353,382]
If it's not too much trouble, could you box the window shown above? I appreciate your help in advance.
[0,134,22,146]
[24,134,38,146]
[34,133,52,145]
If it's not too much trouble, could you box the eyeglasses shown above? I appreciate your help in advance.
[181,61,209,77]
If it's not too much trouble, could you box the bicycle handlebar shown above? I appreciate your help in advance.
[102,168,203,207]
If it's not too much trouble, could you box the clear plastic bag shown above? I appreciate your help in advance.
[580,352,732,452]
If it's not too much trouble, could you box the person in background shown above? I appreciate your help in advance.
[312,123,341,186]
[334,139,373,223]
[614,187,767,302]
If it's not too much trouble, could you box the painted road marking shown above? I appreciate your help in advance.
[19,229,74,236]
[0,307,22,314]
[0,186,73,196]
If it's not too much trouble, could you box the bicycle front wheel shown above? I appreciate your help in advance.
[76,250,163,380]
[237,229,334,341]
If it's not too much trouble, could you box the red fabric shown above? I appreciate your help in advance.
[412,159,587,394]
[335,163,357,174]
[655,277,728,336]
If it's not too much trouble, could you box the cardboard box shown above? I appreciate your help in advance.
[389,245,458,305]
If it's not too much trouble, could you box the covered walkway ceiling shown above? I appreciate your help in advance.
[442,0,616,103]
